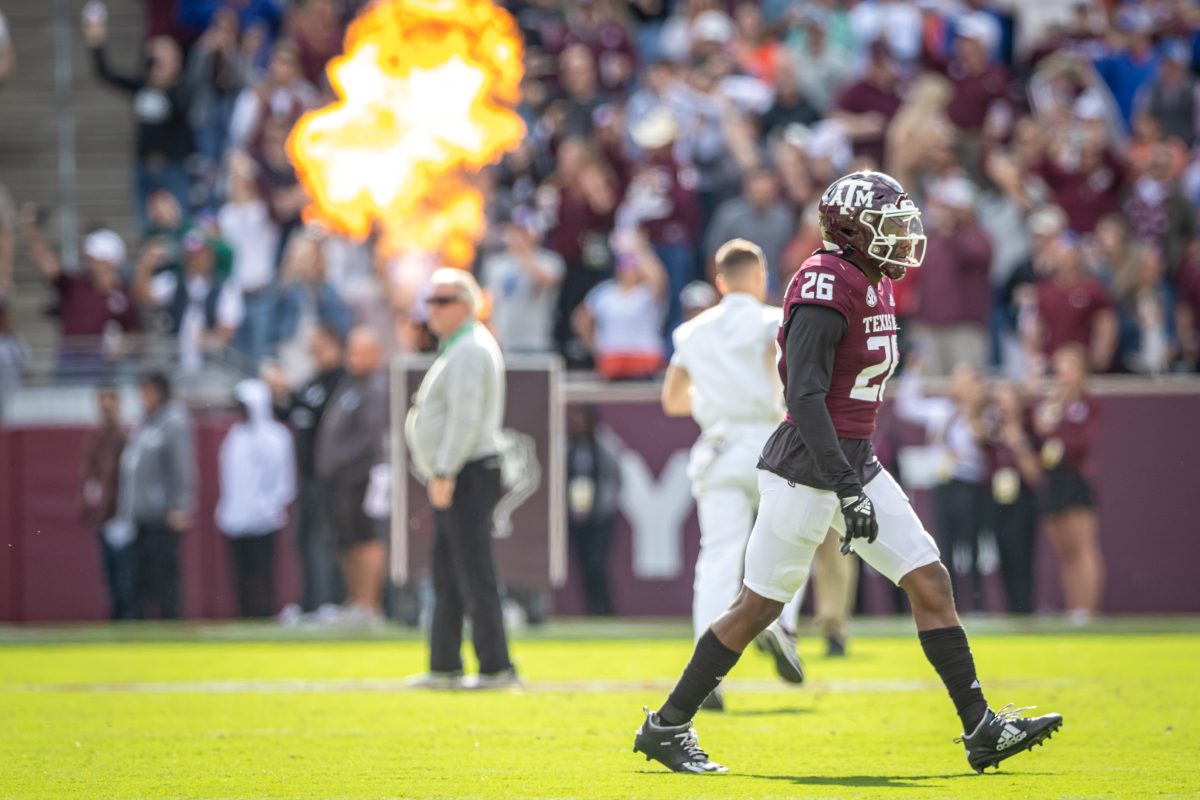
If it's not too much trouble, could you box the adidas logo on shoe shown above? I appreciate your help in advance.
[995,723,1027,751]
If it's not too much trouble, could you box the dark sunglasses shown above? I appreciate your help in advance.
[425,295,462,306]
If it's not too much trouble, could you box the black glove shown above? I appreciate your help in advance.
[838,489,878,554]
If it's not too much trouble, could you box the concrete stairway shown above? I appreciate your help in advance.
[2,0,142,369]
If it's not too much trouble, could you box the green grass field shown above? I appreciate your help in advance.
[2,619,1198,800]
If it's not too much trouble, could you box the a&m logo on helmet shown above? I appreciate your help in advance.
[821,177,877,213]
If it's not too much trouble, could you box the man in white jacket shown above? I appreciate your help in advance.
[217,379,297,617]
[661,239,807,711]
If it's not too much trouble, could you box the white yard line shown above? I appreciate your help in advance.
[4,677,1065,694]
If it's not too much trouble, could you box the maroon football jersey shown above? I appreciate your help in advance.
[777,252,899,439]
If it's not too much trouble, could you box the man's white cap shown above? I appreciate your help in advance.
[931,176,977,209]
[1029,205,1067,236]
[631,108,678,150]
[692,10,734,44]
[956,12,998,50]
[83,229,127,265]
[806,121,852,172]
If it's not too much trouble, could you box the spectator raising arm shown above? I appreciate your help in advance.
[83,14,141,93]
[131,238,171,306]
[624,230,668,301]
[18,203,61,282]
[505,224,561,289]
[571,299,597,353]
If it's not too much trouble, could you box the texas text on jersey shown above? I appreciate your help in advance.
[758,251,898,491]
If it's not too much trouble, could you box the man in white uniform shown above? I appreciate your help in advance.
[661,239,805,710]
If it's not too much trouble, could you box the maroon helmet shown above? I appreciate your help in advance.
[817,170,926,280]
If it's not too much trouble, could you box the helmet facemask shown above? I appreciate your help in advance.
[860,201,926,280]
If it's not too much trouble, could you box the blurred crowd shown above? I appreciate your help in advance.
[4,0,1200,397]
[885,343,1104,623]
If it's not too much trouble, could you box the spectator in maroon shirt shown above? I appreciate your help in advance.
[1034,343,1103,624]
[537,138,619,364]
[1025,235,1117,374]
[908,176,992,375]
[622,108,700,328]
[939,13,1010,136]
[19,204,140,376]
[562,0,636,94]
[81,385,134,620]
[286,0,342,87]
[254,117,308,252]
[831,40,903,168]
[986,382,1041,614]
[1038,130,1127,234]
[552,44,609,140]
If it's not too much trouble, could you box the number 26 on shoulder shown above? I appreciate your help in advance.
[799,271,835,301]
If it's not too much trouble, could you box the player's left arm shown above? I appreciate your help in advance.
[783,306,857,495]
[784,305,879,544]
[661,364,693,417]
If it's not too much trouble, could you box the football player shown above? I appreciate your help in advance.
[634,172,1062,774]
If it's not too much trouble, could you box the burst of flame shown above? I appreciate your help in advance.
[288,0,525,266]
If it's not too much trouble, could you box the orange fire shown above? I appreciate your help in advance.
[287,0,525,266]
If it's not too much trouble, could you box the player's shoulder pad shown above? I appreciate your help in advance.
[783,253,863,320]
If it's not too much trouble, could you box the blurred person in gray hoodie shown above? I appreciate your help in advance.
[314,326,388,626]
[116,371,195,619]
[216,379,296,618]
[404,269,515,689]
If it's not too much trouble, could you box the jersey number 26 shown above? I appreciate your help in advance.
[799,271,835,301]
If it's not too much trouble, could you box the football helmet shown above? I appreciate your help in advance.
[817,170,926,280]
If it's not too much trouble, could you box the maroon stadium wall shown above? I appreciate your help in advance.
[1,392,1198,621]
[0,413,300,622]
[550,391,1200,618]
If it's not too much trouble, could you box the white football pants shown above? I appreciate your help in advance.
[689,423,805,640]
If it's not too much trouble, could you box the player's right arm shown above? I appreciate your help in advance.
[660,363,692,417]
[784,304,878,544]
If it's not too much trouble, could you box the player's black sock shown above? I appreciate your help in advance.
[918,626,989,732]
[657,629,742,726]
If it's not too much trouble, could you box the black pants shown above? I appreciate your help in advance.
[134,522,181,619]
[227,532,278,618]
[296,477,345,612]
[933,479,988,612]
[430,458,513,675]
[97,530,136,620]
[570,514,615,615]
[994,487,1038,614]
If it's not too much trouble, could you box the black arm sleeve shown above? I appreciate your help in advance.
[784,304,861,497]
[91,47,142,93]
